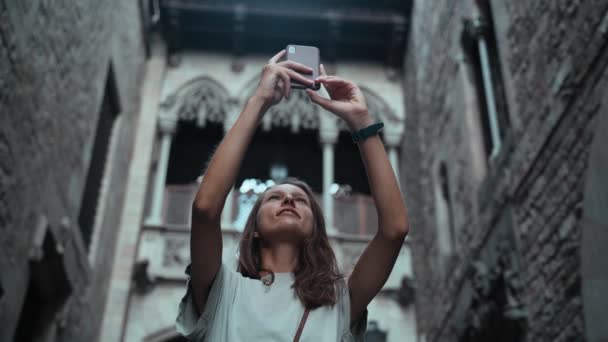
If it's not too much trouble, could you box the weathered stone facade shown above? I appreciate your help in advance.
[0,1,145,340]
[401,1,608,341]
[4,0,606,341]
[103,50,417,342]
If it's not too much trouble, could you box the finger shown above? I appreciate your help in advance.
[320,63,328,76]
[306,89,335,111]
[286,69,314,86]
[315,76,340,85]
[277,60,313,74]
[316,76,348,86]
[279,71,291,99]
[268,50,286,64]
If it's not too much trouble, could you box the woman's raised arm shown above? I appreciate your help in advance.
[307,66,409,324]
[189,51,314,312]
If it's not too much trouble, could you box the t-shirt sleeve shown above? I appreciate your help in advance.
[350,307,368,341]
[175,263,240,340]
[338,280,369,341]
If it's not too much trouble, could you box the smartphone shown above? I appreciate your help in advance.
[286,44,321,90]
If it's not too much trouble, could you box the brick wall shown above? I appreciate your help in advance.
[0,1,145,340]
[401,1,608,341]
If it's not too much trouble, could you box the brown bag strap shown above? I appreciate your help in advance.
[293,308,310,342]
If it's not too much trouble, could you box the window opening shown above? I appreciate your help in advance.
[14,232,72,342]
[462,2,510,161]
[78,63,120,249]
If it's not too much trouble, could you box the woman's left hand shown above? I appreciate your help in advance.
[306,64,374,130]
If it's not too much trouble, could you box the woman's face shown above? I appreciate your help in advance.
[256,184,315,243]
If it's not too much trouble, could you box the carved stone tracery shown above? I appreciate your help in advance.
[461,240,527,342]
[262,90,320,133]
[161,78,229,128]
[163,235,190,269]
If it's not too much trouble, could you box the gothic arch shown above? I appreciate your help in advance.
[582,111,608,342]
[241,75,321,133]
[161,76,230,128]
[359,86,400,122]
[236,76,406,148]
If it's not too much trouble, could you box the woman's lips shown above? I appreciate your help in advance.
[277,208,300,218]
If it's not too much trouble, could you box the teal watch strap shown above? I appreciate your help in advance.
[351,122,384,143]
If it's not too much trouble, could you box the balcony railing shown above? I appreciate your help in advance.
[160,183,378,237]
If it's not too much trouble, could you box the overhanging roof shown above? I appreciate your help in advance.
[159,0,412,68]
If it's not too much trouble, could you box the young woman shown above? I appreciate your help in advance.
[176,50,409,341]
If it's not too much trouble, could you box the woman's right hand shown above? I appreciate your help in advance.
[253,50,315,108]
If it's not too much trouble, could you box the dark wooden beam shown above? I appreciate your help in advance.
[162,0,404,25]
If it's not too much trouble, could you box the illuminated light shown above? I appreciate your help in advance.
[329,183,340,195]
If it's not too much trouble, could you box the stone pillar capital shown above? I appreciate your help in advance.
[322,141,335,233]
[383,129,403,148]
[319,128,339,145]
[158,111,177,134]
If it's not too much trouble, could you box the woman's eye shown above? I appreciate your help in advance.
[268,194,280,200]
[295,198,307,203]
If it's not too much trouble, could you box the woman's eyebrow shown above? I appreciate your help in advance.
[266,190,307,198]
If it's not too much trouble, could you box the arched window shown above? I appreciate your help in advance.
[78,62,121,249]
[434,161,456,259]
[461,1,510,162]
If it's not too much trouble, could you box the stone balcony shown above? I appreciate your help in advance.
[138,183,412,289]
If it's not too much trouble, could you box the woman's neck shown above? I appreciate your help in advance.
[259,242,299,273]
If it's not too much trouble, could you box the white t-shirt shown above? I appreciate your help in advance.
[176,264,367,341]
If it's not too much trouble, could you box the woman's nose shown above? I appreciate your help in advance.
[283,195,295,205]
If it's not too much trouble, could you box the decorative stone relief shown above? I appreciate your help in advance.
[262,90,320,133]
[132,260,155,294]
[161,78,229,128]
[180,81,227,126]
[398,276,416,307]
[157,110,177,134]
[163,234,190,270]
[336,240,368,272]
[461,239,527,341]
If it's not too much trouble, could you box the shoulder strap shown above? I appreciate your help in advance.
[293,308,310,342]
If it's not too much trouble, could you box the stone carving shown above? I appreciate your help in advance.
[163,235,190,269]
[157,110,178,134]
[162,78,229,128]
[398,276,416,307]
[263,90,319,133]
[337,241,367,271]
[179,81,227,126]
[462,240,527,341]
[133,260,155,294]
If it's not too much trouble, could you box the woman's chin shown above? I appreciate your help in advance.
[259,223,311,242]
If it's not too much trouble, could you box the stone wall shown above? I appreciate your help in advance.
[401,1,608,341]
[0,1,145,340]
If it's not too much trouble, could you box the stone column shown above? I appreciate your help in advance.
[145,111,177,226]
[100,36,168,342]
[320,130,338,233]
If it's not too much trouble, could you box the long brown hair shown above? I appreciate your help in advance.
[237,177,342,309]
